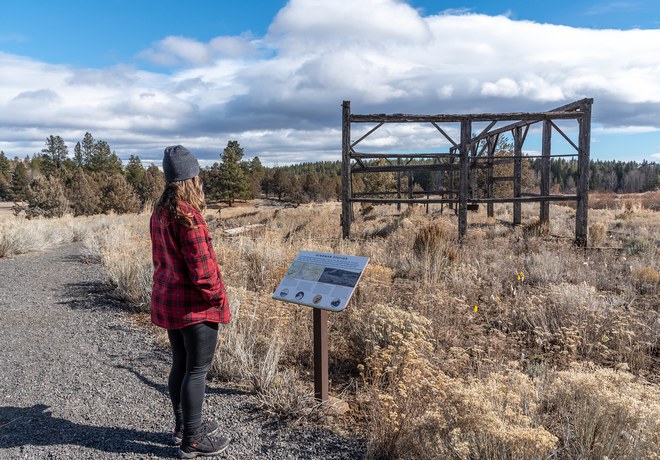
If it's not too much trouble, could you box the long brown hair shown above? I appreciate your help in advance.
[153,176,206,228]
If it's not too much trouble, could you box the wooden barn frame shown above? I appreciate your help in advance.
[341,98,593,246]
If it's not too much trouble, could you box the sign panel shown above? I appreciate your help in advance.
[272,251,369,312]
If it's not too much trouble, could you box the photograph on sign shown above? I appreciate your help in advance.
[272,251,369,312]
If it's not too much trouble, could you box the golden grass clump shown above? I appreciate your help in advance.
[631,267,659,294]
[589,222,607,247]
[83,214,153,309]
[0,215,95,258]
[410,220,458,282]
[543,363,660,460]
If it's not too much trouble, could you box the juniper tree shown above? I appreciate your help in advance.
[66,169,100,216]
[23,175,70,218]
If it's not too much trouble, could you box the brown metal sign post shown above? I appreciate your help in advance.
[271,251,369,403]
[313,308,329,401]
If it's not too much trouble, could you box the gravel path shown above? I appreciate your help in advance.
[0,243,365,459]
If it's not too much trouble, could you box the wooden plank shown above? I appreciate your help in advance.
[549,120,580,152]
[468,98,592,143]
[431,122,458,147]
[492,176,515,181]
[351,122,384,148]
[351,152,455,159]
[349,195,578,204]
[350,110,583,123]
[352,163,461,173]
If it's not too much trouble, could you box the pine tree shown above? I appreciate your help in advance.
[0,151,9,178]
[271,168,287,200]
[73,142,84,167]
[218,140,250,206]
[125,155,145,191]
[41,135,69,170]
[11,162,29,200]
[0,151,10,199]
[81,132,95,166]
[87,140,122,174]
[246,156,265,198]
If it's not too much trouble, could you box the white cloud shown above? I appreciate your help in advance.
[139,34,260,66]
[1,0,660,164]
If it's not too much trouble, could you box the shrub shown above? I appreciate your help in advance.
[624,237,655,256]
[20,175,70,218]
[66,169,101,216]
[98,173,140,214]
[589,222,607,247]
[83,215,152,308]
[631,267,659,294]
[411,221,457,282]
[543,363,660,460]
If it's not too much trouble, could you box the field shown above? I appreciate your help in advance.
[1,192,659,459]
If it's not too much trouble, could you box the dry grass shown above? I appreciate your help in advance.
[2,196,659,459]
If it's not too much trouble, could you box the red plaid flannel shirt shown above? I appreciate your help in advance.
[150,201,230,329]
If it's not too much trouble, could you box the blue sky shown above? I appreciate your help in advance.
[1,0,660,166]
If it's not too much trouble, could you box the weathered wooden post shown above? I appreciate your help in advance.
[459,118,471,239]
[540,119,552,224]
[449,147,455,211]
[396,158,402,211]
[486,135,496,218]
[513,126,523,225]
[341,101,351,239]
[470,142,478,200]
[575,99,592,247]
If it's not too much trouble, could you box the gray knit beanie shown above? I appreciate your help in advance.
[162,145,200,182]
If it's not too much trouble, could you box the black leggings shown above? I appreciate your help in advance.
[167,322,219,438]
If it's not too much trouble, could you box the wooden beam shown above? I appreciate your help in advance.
[352,163,461,173]
[549,120,580,152]
[351,122,384,148]
[341,101,351,239]
[540,119,551,223]
[576,100,592,247]
[350,195,578,204]
[351,152,454,159]
[431,122,458,147]
[459,118,471,239]
[487,135,496,218]
[350,111,583,123]
[513,126,522,225]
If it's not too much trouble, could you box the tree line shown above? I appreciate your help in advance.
[0,134,657,218]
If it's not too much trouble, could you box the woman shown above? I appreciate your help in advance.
[150,145,231,458]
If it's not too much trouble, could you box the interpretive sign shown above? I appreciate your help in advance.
[272,251,369,312]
